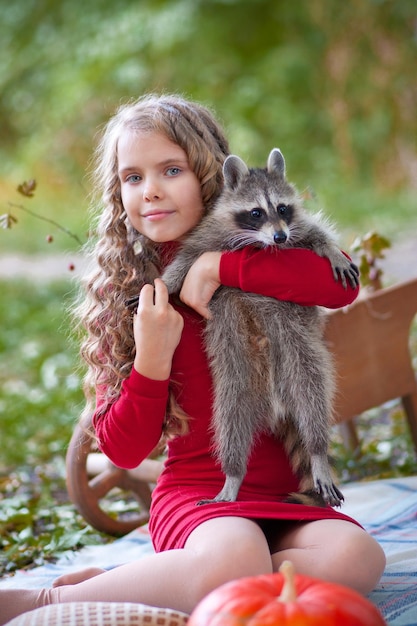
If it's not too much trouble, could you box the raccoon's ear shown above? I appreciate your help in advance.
[267,148,286,178]
[223,155,249,190]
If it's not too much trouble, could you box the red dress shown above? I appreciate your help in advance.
[93,246,361,552]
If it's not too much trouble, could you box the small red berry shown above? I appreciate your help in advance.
[68,263,75,272]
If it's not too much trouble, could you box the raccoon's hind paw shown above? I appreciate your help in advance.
[316,480,345,508]
[196,496,233,506]
[196,498,220,506]
[197,477,241,505]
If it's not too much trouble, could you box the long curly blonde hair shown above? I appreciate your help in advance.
[75,94,230,435]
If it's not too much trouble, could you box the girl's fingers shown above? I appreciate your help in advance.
[138,279,169,311]
[153,278,169,306]
[132,280,183,381]
[137,283,155,310]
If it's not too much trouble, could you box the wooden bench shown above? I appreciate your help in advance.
[327,276,417,450]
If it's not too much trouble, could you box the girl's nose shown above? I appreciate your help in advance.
[143,178,161,201]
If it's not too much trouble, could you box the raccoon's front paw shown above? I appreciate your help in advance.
[336,261,360,289]
[328,252,360,289]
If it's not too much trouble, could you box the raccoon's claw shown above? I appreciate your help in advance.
[315,480,344,508]
[125,294,140,310]
[350,262,360,277]
[345,262,360,288]
[333,262,360,290]
[197,498,220,506]
[197,476,241,505]
[197,496,232,506]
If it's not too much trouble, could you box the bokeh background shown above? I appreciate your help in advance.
[1,0,416,251]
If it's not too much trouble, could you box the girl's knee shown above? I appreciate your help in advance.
[187,519,273,604]
[345,532,386,595]
[272,520,386,596]
[322,526,385,595]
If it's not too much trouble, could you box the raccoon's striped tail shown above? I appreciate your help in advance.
[280,419,338,508]
[284,489,327,508]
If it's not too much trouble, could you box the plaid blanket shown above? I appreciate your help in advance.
[342,476,417,625]
[1,476,416,625]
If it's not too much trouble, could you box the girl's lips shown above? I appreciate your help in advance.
[143,210,174,222]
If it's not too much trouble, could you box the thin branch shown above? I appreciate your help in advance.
[8,201,84,246]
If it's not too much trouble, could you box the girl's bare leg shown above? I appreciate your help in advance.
[270,519,386,595]
[0,517,385,625]
[52,567,105,587]
[0,517,271,625]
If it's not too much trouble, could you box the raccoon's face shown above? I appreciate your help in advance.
[216,149,303,249]
[233,190,297,248]
[222,170,299,247]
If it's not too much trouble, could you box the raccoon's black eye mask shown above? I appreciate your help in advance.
[235,209,267,231]
[277,203,289,215]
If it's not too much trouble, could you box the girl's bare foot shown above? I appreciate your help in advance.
[52,566,105,587]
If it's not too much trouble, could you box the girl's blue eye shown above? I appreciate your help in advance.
[166,167,181,176]
[126,174,141,183]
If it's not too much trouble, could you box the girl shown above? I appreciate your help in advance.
[0,94,385,624]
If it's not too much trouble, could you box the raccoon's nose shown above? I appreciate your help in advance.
[274,231,287,244]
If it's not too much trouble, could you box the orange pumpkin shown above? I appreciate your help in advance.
[188,561,386,625]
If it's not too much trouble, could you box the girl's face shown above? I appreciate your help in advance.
[117,129,205,242]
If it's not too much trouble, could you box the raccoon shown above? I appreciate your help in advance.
[162,148,359,507]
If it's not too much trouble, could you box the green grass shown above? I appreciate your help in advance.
[0,280,113,575]
[0,280,83,468]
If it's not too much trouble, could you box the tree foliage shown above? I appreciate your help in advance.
[1,0,416,192]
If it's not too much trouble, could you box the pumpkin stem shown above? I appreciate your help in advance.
[278,560,297,603]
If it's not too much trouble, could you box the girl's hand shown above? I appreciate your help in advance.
[133,278,184,380]
[179,251,222,319]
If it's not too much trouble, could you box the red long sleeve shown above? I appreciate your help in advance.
[219,247,359,309]
[93,368,169,469]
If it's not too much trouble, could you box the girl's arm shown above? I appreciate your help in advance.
[93,370,169,469]
[221,247,359,307]
[93,279,184,469]
[179,247,359,318]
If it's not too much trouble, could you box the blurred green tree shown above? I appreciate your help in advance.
[0,0,416,224]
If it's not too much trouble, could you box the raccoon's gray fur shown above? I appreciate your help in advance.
[162,148,359,507]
